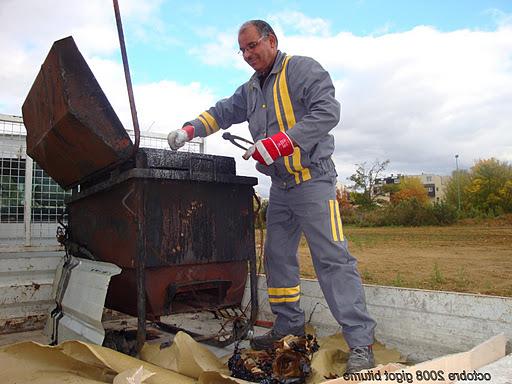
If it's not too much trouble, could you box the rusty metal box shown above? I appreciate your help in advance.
[66,148,258,318]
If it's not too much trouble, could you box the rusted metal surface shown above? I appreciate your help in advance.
[21,36,133,190]
[65,149,257,318]
[105,262,248,317]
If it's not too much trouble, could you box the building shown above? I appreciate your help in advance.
[374,173,451,204]
[411,173,451,203]
[373,174,402,203]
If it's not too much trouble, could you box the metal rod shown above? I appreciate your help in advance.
[113,0,140,155]
[113,0,144,354]
[135,183,147,354]
[24,154,33,246]
[249,192,259,325]
[455,154,461,212]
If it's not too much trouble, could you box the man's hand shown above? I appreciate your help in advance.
[243,132,294,165]
[167,125,194,151]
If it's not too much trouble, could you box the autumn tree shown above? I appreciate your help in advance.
[390,176,429,205]
[336,184,352,211]
[348,159,390,209]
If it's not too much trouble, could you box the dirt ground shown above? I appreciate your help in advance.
[257,223,512,297]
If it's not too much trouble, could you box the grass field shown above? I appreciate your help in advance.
[256,222,512,297]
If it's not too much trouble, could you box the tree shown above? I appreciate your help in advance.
[348,159,390,209]
[445,158,512,216]
[336,184,352,211]
[466,158,512,215]
[445,168,471,211]
[391,176,429,205]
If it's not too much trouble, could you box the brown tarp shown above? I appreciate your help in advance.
[0,331,505,384]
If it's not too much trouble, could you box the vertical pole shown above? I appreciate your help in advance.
[199,137,206,154]
[112,0,145,353]
[136,182,146,354]
[113,0,140,156]
[24,153,33,246]
[455,154,461,212]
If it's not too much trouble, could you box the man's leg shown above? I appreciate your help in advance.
[291,176,376,371]
[251,185,304,349]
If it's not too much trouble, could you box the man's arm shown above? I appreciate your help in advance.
[168,84,248,150]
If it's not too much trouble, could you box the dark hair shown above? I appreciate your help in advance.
[240,20,278,45]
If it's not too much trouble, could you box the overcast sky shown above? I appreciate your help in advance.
[1,0,511,196]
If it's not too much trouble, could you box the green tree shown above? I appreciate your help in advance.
[466,158,512,215]
[348,159,390,209]
[445,158,512,216]
[445,169,471,212]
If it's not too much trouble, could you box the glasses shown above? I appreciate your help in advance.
[238,36,266,55]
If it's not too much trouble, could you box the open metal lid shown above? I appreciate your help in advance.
[22,36,134,190]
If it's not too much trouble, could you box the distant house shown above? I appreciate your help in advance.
[374,173,451,204]
[373,174,402,203]
[410,173,451,203]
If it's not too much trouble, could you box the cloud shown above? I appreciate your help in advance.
[269,11,331,36]
[0,0,165,113]
[485,8,512,28]
[296,25,512,179]
[188,31,240,67]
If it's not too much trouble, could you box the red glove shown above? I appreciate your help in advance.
[243,132,294,165]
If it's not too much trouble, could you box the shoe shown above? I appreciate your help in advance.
[345,346,375,374]
[250,328,286,350]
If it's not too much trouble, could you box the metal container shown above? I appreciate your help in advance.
[22,37,258,327]
[66,148,257,318]
[22,36,133,190]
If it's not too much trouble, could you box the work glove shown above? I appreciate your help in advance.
[167,125,194,151]
[243,132,294,166]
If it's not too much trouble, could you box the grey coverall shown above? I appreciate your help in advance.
[185,50,376,347]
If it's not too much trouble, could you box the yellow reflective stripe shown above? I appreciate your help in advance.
[273,70,297,180]
[268,285,300,296]
[279,56,311,182]
[201,111,220,133]
[269,296,300,303]
[334,199,344,241]
[279,57,296,128]
[329,200,339,242]
[198,115,211,135]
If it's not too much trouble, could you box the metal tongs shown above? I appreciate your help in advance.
[222,132,255,159]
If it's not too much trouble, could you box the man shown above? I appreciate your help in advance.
[168,20,376,373]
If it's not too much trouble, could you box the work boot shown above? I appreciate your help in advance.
[250,329,288,350]
[345,346,375,374]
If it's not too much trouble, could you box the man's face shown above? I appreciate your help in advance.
[238,24,277,74]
